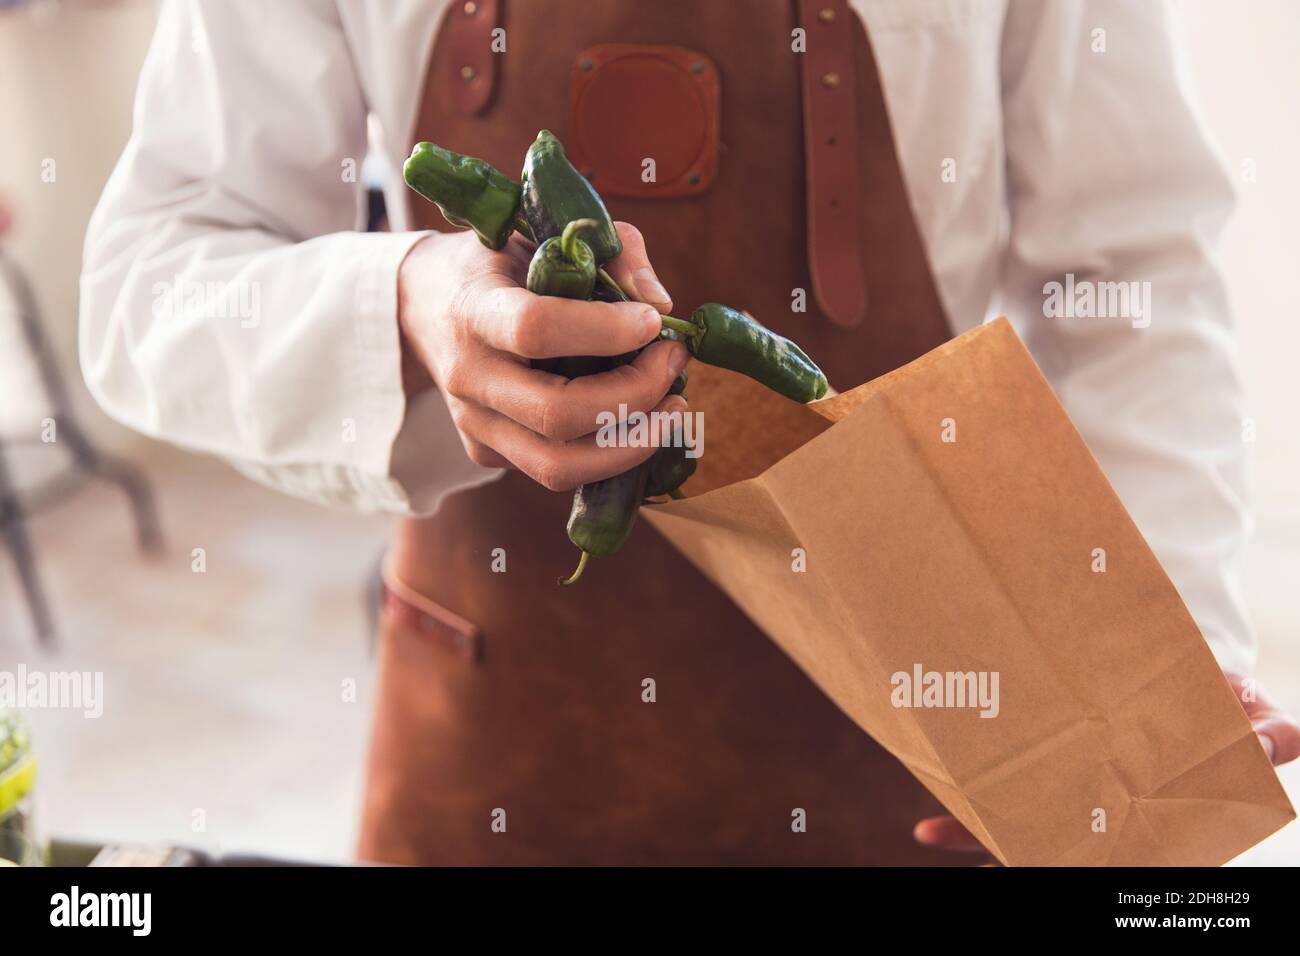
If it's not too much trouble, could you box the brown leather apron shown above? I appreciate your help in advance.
[358,0,958,865]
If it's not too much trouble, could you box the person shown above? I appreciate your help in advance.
[80,0,1298,864]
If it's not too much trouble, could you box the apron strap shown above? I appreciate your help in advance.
[441,0,870,328]
[443,0,503,116]
[798,0,868,328]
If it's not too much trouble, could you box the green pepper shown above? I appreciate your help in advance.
[644,442,696,500]
[527,219,604,380]
[526,218,598,300]
[645,447,696,500]
[643,373,695,500]
[670,303,829,404]
[404,142,522,250]
[560,463,650,586]
[595,267,827,404]
[521,130,622,264]
[559,358,687,584]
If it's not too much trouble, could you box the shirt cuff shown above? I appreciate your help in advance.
[354,229,503,515]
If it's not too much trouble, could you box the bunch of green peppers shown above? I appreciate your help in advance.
[403,131,830,585]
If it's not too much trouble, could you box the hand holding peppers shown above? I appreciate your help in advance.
[395,226,683,493]
[403,132,831,586]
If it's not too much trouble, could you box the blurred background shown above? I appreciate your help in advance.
[0,0,1296,864]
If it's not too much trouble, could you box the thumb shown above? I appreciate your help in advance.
[604,221,674,313]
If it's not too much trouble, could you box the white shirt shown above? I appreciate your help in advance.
[80,0,1255,674]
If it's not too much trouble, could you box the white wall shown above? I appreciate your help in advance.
[1178,0,1300,508]
[0,0,159,454]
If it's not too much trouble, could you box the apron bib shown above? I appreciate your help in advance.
[359,0,959,865]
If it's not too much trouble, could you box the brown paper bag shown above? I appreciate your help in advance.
[644,317,1294,866]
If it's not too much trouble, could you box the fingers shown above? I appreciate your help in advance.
[453,340,690,442]
[450,393,690,492]
[912,815,986,853]
[444,220,684,490]
[605,221,673,313]
[1252,715,1300,766]
[458,435,510,470]
[465,281,662,359]
[1224,672,1300,767]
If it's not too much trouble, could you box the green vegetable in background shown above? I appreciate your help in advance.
[0,710,38,866]
[404,142,522,250]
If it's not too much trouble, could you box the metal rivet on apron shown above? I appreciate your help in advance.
[460,65,477,82]
[688,172,702,186]
[821,71,841,89]
[579,58,594,72]
[463,0,478,15]
[691,60,706,74]
[818,7,836,22]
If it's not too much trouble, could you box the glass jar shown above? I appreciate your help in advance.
[0,708,41,866]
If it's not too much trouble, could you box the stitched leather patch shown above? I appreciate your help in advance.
[568,44,720,199]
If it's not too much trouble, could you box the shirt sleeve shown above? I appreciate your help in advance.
[79,0,493,515]
[997,0,1255,675]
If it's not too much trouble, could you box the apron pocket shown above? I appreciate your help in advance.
[379,567,482,663]
[568,44,720,199]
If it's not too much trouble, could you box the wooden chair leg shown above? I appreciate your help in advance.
[0,447,56,647]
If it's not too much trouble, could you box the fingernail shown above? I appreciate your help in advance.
[640,306,662,340]
[633,268,671,308]
[1258,732,1276,763]
[667,342,690,375]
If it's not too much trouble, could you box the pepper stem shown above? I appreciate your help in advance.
[597,268,629,301]
[560,218,599,264]
[558,550,591,586]
[513,215,535,242]
[658,314,699,338]
[596,269,698,340]
[669,488,687,500]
